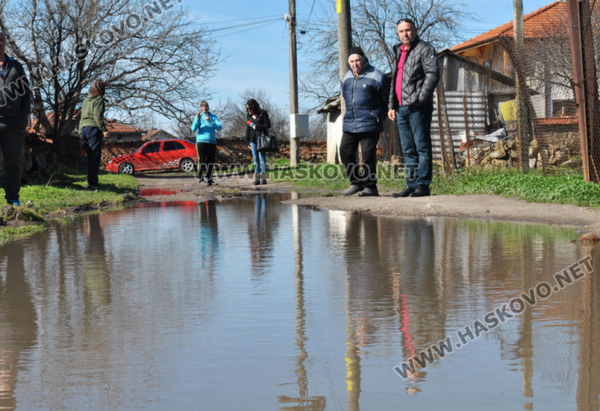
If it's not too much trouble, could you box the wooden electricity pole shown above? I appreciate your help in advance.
[337,0,351,113]
[288,0,300,166]
[514,0,530,172]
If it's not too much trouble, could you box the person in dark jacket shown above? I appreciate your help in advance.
[0,32,31,206]
[79,81,108,190]
[245,99,271,185]
[388,18,440,198]
[340,46,390,197]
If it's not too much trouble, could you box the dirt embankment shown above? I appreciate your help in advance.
[135,173,600,234]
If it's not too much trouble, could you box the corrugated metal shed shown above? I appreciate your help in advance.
[431,92,488,162]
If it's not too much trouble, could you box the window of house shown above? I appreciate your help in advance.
[163,141,185,151]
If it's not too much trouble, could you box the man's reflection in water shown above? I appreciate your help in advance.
[83,214,111,308]
[0,242,37,410]
[197,201,219,276]
[397,219,444,393]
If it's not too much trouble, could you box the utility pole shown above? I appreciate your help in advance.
[337,0,351,111]
[513,0,529,172]
[287,0,300,166]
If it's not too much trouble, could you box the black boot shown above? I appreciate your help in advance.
[253,174,260,185]
[260,173,267,185]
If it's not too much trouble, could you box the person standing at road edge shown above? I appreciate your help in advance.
[191,100,222,186]
[340,46,390,197]
[0,31,31,206]
[388,18,440,198]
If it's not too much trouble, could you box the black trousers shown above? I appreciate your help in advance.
[339,131,379,188]
[0,121,26,201]
[196,142,216,181]
[81,126,104,187]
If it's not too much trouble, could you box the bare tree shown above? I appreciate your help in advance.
[209,88,290,140]
[300,0,473,100]
[0,0,220,152]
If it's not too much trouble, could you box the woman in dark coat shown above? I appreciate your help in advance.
[245,99,271,185]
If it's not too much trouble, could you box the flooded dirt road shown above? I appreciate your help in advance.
[0,193,598,410]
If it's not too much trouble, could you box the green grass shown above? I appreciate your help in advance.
[434,168,600,207]
[269,163,600,208]
[0,167,140,242]
[0,225,46,245]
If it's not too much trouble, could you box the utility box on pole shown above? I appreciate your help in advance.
[290,114,309,139]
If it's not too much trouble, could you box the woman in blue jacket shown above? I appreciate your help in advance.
[191,101,222,186]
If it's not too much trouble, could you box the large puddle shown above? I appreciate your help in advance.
[0,193,598,410]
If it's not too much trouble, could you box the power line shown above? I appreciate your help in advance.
[203,14,282,25]
[213,19,283,38]
[301,0,317,33]
[208,17,282,34]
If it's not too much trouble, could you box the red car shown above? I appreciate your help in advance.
[106,139,198,175]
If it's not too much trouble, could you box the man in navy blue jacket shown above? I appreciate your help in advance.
[340,46,389,197]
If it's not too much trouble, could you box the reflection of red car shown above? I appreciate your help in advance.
[106,139,198,175]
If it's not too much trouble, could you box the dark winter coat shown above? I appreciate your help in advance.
[245,109,271,144]
[388,37,440,110]
[341,62,390,133]
[0,55,31,126]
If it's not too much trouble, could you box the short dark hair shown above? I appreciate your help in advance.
[246,99,260,114]
[200,100,209,110]
[397,18,416,27]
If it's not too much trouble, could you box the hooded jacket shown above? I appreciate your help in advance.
[0,55,31,125]
[191,112,222,144]
[79,94,107,132]
[388,37,440,110]
[341,62,390,133]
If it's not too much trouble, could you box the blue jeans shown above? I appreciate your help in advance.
[396,105,433,188]
[250,141,266,174]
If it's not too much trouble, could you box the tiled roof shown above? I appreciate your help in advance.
[106,120,145,134]
[451,1,567,52]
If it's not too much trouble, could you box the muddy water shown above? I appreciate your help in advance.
[0,193,598,411]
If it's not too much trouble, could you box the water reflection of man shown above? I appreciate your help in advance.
[341,213,394,409]
[0,242,37,410]
[396,219,444,392]
[83,214,111,307]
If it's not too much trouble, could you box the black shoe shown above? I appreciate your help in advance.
[410,185,430,197]
[342,185,363,196]
[358,187,379,197]
[260,174,267,185]
[253,175,260,186]
[392,186,415,198]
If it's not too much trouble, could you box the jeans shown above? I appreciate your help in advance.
[396,105,433,188]
[250,141,266,174]
[196,142,216,181]
[0,121,26,201]
[339,131,379,188]
[81,126,104,187]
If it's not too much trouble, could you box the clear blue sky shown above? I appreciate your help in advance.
[185,0,554,117]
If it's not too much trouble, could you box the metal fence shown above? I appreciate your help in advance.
[378,0,600,179]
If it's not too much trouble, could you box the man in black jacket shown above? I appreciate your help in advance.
[388,19,439,198]
[0,31,31,206]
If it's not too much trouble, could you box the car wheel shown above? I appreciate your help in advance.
[119,162,135,175]
[180,158,195,173]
